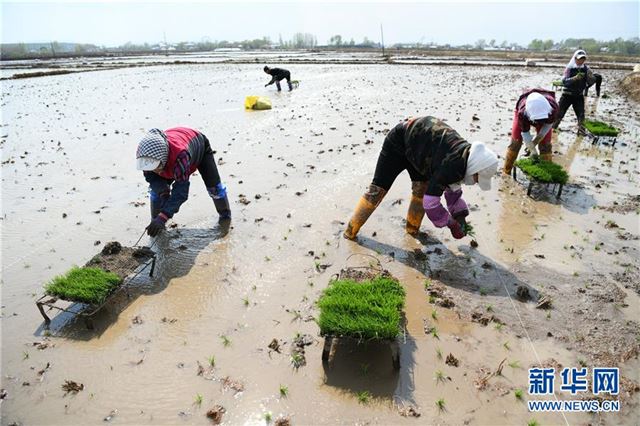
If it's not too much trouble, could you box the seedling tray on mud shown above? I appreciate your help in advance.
[318,257,406,370]
[36,242,155,329]
[512,158,568,199]
[584,120,620,146]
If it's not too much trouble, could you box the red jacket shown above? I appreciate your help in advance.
[157,127,201,180]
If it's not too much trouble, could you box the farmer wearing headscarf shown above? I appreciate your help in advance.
[136,127,231,237]
[503,89,559,173]
[553,49,595,134]
[343,116,498,240]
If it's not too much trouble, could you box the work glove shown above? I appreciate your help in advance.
[447,216,465,240]
[146,215,167,237]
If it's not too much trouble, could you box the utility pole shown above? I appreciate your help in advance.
[380,23,385,56]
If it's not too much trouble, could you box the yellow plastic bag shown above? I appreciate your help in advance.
[244,96,272,110]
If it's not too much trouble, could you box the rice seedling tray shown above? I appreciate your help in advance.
[36,242,155,329]
[584,120,619,146]
[512,158,568,199]
[319,255,405,369]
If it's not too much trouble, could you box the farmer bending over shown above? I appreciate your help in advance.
[264,66,293,91]
[344,116,498,240]
[136,127,231,237]
[503,89,559,174]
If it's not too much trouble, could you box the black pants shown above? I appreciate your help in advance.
[275,71,292,91]
[372,124,427,190]
[585,74,602,97]
[554,93,585,129]
[197,136,222,188]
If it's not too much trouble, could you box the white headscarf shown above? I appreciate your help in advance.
[525,92,552,121]
[567,49,587,69]
[464,141,499,191]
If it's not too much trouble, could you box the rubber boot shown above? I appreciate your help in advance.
[540,152,553,162]
[503,146,520,175]
[149,190,169,219]
[343,184,387,240]
[287,80,293,91]
[406,181,428,235]
[208,183,231,222]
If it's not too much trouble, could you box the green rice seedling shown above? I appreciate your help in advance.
[463,222,476,238]
[428,295,436,304]
[436,347,443,360]
[194,393,203,406]
[431,309,438,320]
[264,412,272,422]
[486,304,494,312]
[357,390,371,404]
[515,389,524,400]
[242,297,249,307]
[584,120,619,137]
[503,341,511,351]
[317,277,405,340]
[220,335,231,347]
[44,266,122,305]
[515,158,569,184]
[424,279,432,289]
[434,369,446,384]
[479,287,488,296]
[279,384,288,397]
[494,322,504,331]
[508,360,521,369]
[527,419,539,426]
[265,256,271,262]
[431,327,440,339]
[22,351,29,360]
[435,397,446,411]
[290,352,304,368]
[208,355,215,367]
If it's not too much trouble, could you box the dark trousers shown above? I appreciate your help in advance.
[275,71,293,91]
[553,93,585,129]
[372,124,427,190]
[585,74,602,97]
[198,137,221,188]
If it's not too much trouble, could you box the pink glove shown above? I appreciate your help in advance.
[447,217,465,239]
[444,189,469,221]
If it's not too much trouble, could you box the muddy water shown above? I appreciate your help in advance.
[1,64,638,425]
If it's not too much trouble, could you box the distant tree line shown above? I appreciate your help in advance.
[2,35,639,60]
[527,37,640,55]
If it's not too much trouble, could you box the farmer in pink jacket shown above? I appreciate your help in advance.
[135,127,231,236]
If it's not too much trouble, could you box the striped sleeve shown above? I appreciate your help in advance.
[173,151,192,182]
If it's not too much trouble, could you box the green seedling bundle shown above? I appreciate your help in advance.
[44,266,122,305]
[515,158,569,185]
[584,120,619,137]
[318,276,405,340]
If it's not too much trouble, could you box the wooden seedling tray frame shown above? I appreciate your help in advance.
[512,163,564,199]
[320,255,404,370]
[36,253,156,330]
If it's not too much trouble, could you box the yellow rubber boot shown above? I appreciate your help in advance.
[343,184,387,240]
[540,152,553,162]
[406,181,428,235]
[503,146,520,175]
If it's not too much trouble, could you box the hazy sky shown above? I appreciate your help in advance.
[2,1,638,46]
